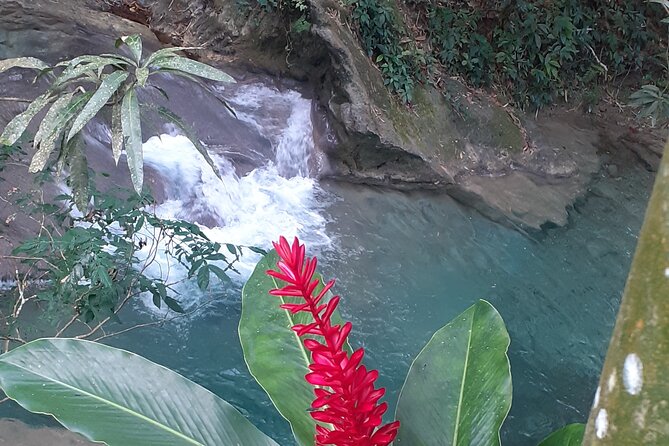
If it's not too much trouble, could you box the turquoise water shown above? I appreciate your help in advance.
[4,160,643,445]
[0,81,654,445]
[0,161,652,445]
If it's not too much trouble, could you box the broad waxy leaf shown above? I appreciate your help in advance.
[0,92,53,146]
[150,56,235,83]
[67,71,129,141]
[30,92,75,171]
[0,56,49,74]
[395,300,512,446]
[117,35,143,64]
[0,338,280,446]
[111,101,123,165]
[538,423,585,446]
[121,89,143,193]
[151,105,222,180]
[240,251,352,446]
[68,135,89,212]
[29,92,93,173]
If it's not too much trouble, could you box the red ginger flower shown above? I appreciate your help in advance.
[267,236,400,446]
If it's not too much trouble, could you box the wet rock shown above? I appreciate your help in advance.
[135,0,632,229]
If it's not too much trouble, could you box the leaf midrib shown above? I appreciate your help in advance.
[0,360,203,445]
[452,309,475,446]
[270,275,311,375]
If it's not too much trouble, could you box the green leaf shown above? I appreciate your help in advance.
[395,300,512,446]
[34,92,74,148]
[150,105,222,180]
[99,53,138,66]
[53,56,125,87]
[30,92,93,173]
[143,46,203,68]
[197,264,210,291]
[0,92,53,146]
[0,57,50,74]
[111,101,123,165]
[208,264,231,285]
[136,67,149,87]
[117,35,143,64]
[67,71,129,141]
[239,251,352,446]
[0,338,279,446]
[121,89,143,193]
[68,136,89,212]
[150,56,235,83]
[30,92,74,171]
[97,266,113,288]
[163,295,185,313]
[538,423,585,446]
[246,246,268,255]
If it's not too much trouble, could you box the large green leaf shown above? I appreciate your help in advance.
[150,56,235,83]
[538,423,584,446]
[0,56,49,74]
[121,89,143,193]
[240,251,352,446]
[0,338,279,446]
[29,92,93,173]
[67,71,129,141]
[395,299,512,446]
[0,91,53,145]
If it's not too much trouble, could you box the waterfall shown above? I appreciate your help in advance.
[136,84,332,308]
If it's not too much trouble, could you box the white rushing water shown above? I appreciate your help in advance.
[136,84,331,308]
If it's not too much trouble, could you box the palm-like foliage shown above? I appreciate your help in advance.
[0,34,235,210]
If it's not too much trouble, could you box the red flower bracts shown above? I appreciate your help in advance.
[267,236,400,446]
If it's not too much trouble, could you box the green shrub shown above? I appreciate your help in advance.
[353,0,420,102]
[429,8,492,86]
[425,0,662,109]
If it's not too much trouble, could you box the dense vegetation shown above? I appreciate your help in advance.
[359,0,664,109]
[259,0,666,112]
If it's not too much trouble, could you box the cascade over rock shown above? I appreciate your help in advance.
[135,0,665,229]
[0,0,664,231]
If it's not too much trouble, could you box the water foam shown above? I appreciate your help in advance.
[135,84,330,310]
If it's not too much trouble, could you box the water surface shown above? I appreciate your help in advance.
[0,82,654,446]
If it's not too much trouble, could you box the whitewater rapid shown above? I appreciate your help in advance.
[136,84,332,309]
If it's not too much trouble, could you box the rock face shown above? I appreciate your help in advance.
[132,0,664,229]
[1,0,664,236]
